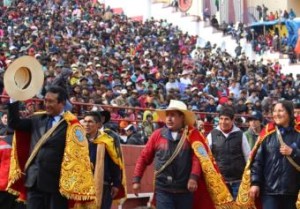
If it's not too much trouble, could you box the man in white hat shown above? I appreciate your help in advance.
[132,100,235,209]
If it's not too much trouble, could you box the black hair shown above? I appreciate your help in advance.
[46,86,68,104]
[273,100,295,126]
[84,111,101,123]
[219,106,235,119]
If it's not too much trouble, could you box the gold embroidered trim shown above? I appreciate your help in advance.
[7,134,22,188]
[59,112,96,201]
[192,141,236,208]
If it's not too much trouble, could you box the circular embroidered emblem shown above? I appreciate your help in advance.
[197,146,207,157]
[75,127,84,142]
[179,0,192,12]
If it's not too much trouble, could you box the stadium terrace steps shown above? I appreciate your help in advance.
[105,0,253,59]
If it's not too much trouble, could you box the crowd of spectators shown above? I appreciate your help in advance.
[0,0,299,143]
[256,5,296,22]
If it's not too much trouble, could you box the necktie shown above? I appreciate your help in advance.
[46,116,54,131]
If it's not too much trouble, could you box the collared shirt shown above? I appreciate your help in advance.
[50,112,64,127]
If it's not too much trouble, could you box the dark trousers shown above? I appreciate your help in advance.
[0,191,25,209]
[226,181,241,200]
[27,186,68,209]
[0,191,16,209]
[101,185,112,209]
[155,190,193,209]
[262,194,297,209]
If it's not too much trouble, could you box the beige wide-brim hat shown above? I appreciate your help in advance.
[4,56,44,101]
[156,100,196,126]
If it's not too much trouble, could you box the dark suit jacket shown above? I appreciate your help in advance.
[8,102,67,193]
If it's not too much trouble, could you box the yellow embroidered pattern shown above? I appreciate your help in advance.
[59,112,96,201]
[192,141,238,209]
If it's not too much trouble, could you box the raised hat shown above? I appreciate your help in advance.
[156,100,196,126]
[4,56,44,101]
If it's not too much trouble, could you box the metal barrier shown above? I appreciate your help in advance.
[0,95,273,135]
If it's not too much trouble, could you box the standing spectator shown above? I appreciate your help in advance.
[132,100,235,209]
[256,5,263,20]
[83,111,126,209]
[207,106,250,199]
[244,111,263,149]
[262,4,268,20]
[7,86,95,209]
[237,100,300,209]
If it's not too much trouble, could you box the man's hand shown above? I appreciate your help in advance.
[132,183,141,196]
[280,144,293,156]
[187,179,198,192]
[111,186,119,198]
[249,185,260,199]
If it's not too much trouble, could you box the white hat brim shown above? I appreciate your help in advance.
[4,56,44,101]
[156,108,196,126]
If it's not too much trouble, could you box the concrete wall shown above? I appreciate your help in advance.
[288,0,300,17]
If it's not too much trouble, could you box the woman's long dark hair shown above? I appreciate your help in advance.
[273,100,295,127]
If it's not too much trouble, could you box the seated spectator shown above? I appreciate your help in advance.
[142,113,155,140]
[124,124,146,145]
[211,15,219,29]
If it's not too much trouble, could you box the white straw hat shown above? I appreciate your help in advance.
[4,56,44,101]
[156,100,196,126]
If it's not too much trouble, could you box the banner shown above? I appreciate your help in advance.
[188,0,202,17]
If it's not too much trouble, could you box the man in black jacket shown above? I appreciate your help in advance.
[8,86,95,209]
